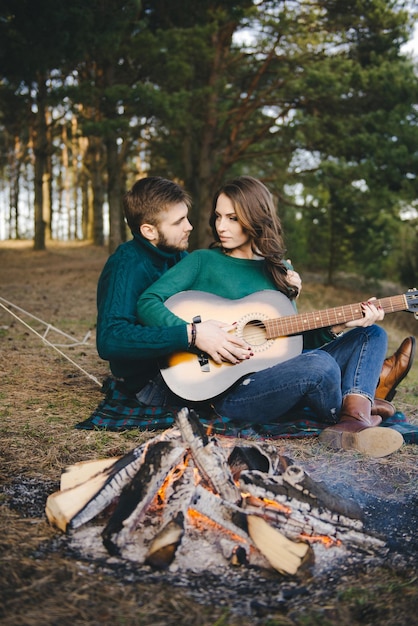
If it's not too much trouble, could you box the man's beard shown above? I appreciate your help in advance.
[156,230,189,253]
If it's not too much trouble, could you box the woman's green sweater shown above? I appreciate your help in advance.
[137,248,333,350]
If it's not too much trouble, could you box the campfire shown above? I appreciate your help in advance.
[46,408,386,577]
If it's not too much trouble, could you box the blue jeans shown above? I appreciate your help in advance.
[212,325,388,425]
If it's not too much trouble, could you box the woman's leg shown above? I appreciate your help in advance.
[320,325,387,402]
[213,350,342,424]
[318,326,403,457]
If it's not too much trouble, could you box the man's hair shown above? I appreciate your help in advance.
[124,176,192,233]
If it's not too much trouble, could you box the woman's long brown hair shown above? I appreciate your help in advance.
[209,176,299,299]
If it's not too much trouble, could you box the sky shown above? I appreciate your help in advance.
[402,22,418,56]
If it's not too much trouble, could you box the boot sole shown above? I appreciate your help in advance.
[386,336,416,401]
[319,427,403,458]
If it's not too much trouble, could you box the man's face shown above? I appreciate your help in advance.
[154,202,193,252]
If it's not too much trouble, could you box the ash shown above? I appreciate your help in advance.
[62,524,413,618]
[2,476,59,518]
[3,475,417,619]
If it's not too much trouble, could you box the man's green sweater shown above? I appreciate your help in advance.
[96,233,189,392]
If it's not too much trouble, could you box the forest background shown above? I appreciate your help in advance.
[1,3,418,623]
[0,0,417,286]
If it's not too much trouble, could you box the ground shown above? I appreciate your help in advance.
[0,241,417,626]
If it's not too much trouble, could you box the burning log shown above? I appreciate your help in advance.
[46,408,387,577]
[239,466,363,521]
[176,407,241,504]
[239,469,384,554]
[102,439,187,556]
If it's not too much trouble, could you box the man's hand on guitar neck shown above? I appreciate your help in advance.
[187,320,252,365]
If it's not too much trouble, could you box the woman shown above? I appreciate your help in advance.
[137,176,403,457]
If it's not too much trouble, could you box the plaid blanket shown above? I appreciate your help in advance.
[75,377,417,443]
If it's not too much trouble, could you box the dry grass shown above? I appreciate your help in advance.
[0,241,417,626]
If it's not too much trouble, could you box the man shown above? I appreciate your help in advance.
[94,175,414,433]
[96,176,249,401]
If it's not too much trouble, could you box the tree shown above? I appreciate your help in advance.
[0,0,90,249]
[287,0,418,281]
[0,0,416,286]
[0,85,31,238]
[136,0,418,263]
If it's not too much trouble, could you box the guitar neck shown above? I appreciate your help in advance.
[265,294,408,339]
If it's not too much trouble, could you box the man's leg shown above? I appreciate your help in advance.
[375,336,416,401]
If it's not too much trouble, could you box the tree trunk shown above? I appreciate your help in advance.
[33,76,48,251]
[8,136,22,239]
[85,136,105,247]
[106,136,123,254]
[182,27,236,250]
[43,108,53,241]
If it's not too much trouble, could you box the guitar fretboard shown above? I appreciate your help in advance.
[265,295,408,338]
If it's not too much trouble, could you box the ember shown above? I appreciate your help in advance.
[46,408,387,577]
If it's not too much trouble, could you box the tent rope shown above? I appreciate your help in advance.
[0,296,92,346]
[0,298,102,387]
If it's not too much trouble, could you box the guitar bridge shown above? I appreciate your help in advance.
[198,353,210,372]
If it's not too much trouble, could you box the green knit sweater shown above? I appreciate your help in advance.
[96,233,188,391]
[137,248,332,350]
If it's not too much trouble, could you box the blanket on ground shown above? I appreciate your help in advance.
[75,377,417,443]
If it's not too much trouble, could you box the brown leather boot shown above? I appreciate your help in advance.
[375,336,416,401]
[371,398,396,420]
[319,394,403,458]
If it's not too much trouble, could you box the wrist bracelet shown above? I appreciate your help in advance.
[188,322,197,349]
[328,327,344,340]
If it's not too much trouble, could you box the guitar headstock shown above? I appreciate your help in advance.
[405,289,418,318]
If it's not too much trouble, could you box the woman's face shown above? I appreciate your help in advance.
[214,193,252,258]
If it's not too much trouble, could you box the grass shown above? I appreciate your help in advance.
[0,241,417,625]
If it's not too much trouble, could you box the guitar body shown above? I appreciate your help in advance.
[161,290,303,401]
[159,287,417,401]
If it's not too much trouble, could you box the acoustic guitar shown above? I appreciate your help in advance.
[160,289,418,401]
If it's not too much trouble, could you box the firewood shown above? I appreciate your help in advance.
[45,429,182,533]
[46,443,155,532]
[240,466,363,522]
[60,457,121,491]
[175,408,241,504]
[45,419,386,574]
[46,468,122,533]
[247,514,311,575]
[145,512,185,569]
[102,440,187,556]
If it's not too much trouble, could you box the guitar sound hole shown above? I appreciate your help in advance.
[242,320,266,346]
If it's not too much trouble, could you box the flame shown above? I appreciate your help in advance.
[157,457,189,504]
[188,508,248,544]
[299,533,342,548]
[260,496,292,515]
[242,493,292,516]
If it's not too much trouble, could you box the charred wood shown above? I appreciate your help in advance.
[175,408,241,504]
[102,440,186,556]
[239,466,363,521]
